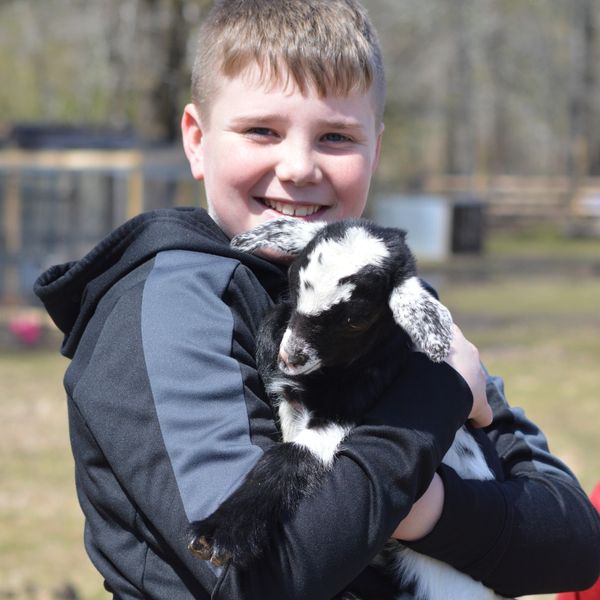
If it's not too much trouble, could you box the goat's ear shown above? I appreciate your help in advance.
[230,217,326,258]
[388,276,454,362]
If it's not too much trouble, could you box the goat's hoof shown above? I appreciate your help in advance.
[189,535,214,561]
[210,550,230,567]
[189,534,231,566]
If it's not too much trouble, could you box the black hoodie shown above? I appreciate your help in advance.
[35,208,600,599]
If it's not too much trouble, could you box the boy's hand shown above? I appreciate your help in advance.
[444,325,493,428]
[392,473,444,541]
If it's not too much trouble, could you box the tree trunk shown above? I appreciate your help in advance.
[444,0,475,176]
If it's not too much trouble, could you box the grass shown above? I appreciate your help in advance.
[487,224,600,260]
[0,352,106,600]
[1,227,599,599]
[434,227,600,494]
[439,277,600,493]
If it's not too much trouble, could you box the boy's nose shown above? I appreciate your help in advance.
[275,143,322,186]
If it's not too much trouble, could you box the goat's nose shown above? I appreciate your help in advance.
[278,347,308,370]
[279,347,290,367]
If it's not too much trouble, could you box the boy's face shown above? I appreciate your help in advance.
[182,65,383,239]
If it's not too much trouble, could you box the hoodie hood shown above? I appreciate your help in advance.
[34,207,287,358]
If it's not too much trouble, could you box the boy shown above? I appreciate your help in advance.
[35,1,600,598]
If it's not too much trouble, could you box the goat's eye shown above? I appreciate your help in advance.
[347,317,367,331]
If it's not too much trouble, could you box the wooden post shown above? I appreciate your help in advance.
[126,152,144,219]
[2,171,22,305]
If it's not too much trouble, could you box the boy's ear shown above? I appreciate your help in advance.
[181,103,205,181]
[371,123,384,174]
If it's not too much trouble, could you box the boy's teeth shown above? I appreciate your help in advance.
[264,199,320,217]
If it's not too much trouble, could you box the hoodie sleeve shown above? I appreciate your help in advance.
[149,251,474,600]
[66,248,474,600]
[214,352,472,600]
[406,372,600,598]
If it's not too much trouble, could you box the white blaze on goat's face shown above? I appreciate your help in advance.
[296,227,390,316]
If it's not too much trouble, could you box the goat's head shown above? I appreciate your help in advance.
[231,218,454,375]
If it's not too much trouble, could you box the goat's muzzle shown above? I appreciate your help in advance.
[278,330,321,375]
[278,347,309,370]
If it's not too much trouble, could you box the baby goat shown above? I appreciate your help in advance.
[189,218,506,600]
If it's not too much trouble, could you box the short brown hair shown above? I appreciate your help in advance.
[192,0,386,123]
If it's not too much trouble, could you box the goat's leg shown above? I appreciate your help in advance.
[230,217,326,257]
[188,442,327,568]
[382,429,505,599]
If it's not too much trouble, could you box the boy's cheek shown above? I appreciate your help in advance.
[338,161,375,200]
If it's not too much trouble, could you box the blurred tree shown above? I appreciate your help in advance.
[146,0,190,142]
[1,0,599,182]
[0,0,210,142]
[107,0,140,130]
[107,0,210,141]
[568,0,599,177]
[443,0,475,175]
[485,0,510,175]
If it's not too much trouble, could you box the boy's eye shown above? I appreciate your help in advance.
[321,132,353,144]
[245,127,277,138]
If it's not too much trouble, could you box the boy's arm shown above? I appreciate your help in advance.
[71,255,472,599]
[214,352,472,599]
[406,372,600,598]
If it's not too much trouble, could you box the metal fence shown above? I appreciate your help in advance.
[2,148,600,307]
[0,148,201,305]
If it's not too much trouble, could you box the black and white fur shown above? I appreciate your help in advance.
[189,218,507,600]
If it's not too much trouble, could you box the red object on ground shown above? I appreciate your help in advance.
[8,314,42,346]
[556,483,600,600]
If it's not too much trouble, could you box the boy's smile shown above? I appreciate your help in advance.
[182,65,383,239]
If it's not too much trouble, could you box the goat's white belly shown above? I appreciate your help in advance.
[278,399,508,599]
[390,426,509,600]
[442,426,495,481]
[278,400,352,468]
[278,399,311,443]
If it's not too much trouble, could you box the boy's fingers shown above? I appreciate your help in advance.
[470,400,493,429]
[444,324,492,428]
